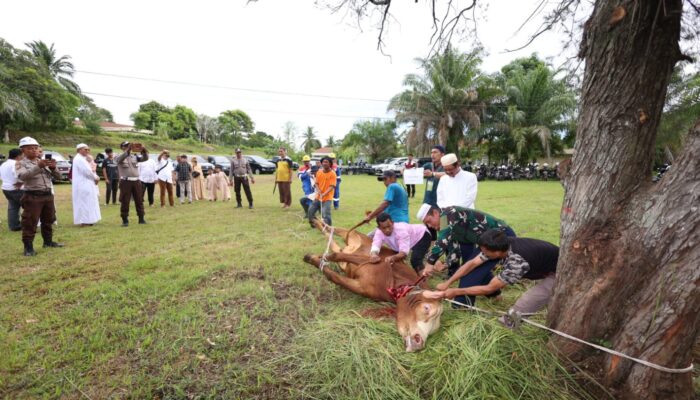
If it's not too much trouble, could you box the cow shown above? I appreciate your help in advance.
[303,219,443,352]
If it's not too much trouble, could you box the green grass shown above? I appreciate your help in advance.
[0,175,588,399]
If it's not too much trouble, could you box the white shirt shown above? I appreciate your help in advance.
[436,169,478,209]
[0,159,18,190]
[155,158,174,183]
[139,159,158,183]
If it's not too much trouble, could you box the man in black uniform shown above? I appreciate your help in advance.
[15,136,63,256]
[424,229,558,320]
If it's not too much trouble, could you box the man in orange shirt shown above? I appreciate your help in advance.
[308,156,336,227]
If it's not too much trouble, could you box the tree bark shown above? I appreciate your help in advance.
[547,1,699,398]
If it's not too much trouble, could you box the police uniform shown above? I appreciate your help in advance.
[15,137,63,255]
[116,144,146,225]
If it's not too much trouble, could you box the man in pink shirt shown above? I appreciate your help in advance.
[369,213,433,273]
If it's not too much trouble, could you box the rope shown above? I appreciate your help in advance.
[318,226,335,272]
[444,299,694,374]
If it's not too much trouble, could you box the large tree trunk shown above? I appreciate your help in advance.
[547,1,699,398]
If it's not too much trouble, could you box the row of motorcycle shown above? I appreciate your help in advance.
[465,163,560,181]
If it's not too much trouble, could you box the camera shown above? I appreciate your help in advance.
[45,154,52,160]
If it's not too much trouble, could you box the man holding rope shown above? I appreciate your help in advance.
[423,229,557,325]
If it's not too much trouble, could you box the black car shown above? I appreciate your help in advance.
[269,157,299,170]
[416,157,432,168]
[187,155,214,177]
[245,155,276,174]
[207,155,231,175]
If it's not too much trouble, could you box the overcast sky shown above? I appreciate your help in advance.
[3,0,577,146]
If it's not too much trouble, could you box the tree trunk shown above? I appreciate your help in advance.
[547,1,699,398]
[2,127,8,144]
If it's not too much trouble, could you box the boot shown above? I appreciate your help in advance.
[138,216,147,224]
[43,240,64,248]
[248,203,253,209]
[122,217,129,227]
[23,241,36,257]
[236,203,242,208]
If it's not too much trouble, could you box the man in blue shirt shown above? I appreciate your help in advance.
[298,155,316,215]
[364,170,409,224]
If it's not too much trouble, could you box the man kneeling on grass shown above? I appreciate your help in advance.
[369,213,433,273]
[423,229,558,326]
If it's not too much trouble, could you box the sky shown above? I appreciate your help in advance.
[2,0,577,147]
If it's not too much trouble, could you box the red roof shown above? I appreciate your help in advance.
[314,147,333,153]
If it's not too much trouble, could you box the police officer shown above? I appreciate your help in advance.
[228,148,255,209]
[116,141,146,226]
[15,137,63,256]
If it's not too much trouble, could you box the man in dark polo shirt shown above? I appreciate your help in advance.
[424,229,558,321]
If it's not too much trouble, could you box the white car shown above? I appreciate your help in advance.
[373,157,408,176]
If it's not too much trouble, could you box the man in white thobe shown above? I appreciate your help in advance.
[436,153,478,210]
[72,143,101,226]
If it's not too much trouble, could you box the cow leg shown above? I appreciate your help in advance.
[303,254,367,297]
[311,218,349,271]
[326,251,373,266]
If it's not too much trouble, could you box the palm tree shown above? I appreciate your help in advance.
[25,41,80,94]
[301,126,322,154]
[0,68,32,142]
[388,46,498,154]
[500,65,576,163]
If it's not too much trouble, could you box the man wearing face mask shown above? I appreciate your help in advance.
[15,137,63,256]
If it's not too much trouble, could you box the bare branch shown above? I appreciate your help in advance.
[504,0,579,53]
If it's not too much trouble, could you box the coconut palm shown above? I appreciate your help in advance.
[25,40,80,94]
[0,64,32,142]
[500,65,576,163]
[388,46,498,154]
[301,126,322,154]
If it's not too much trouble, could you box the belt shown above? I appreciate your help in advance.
[121,177,140,181]
[25,190,52,196]
[234,175,248,178]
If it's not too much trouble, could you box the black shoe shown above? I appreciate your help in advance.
[43,241,64,248]
[23,242,36,256]
[122,218,129,227]
[248,204,253,209]
[236,204,242,208]
[10,228,21,232]
[138,218,147,224]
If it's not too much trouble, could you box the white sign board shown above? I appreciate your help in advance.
[403,168,424,185]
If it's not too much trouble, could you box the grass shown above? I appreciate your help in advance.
[0,174,586,399]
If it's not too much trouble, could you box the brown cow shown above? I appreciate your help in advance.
[303,220,443,352]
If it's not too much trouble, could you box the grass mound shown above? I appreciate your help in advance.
[282,309,592,400]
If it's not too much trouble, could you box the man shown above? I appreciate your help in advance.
[138,150,157,206]
[175,154,193,204]
[418,204,515,305]
[1,148,23,231]
[329,152,341,210]
[275,147,293,208]
[15,137,63,256]
[155,150,174,207]
[363,170,409,224]
[116,141,146,226]
[72,144,101,226]
[424,229,558,325]
[421,145,446,207]
[369,213,433,273]
[308,157,336,227]
[229,148,254,209]
[402,154,417,198]
[102,148,119,205]
[297,155,315,214]
[436,153,478,210]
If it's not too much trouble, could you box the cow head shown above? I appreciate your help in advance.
[395,289,443,352]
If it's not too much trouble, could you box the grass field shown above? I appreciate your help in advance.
[0,176,588,399]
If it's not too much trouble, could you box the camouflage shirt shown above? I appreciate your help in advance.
[493,251,530,285]
[427,206,511,270]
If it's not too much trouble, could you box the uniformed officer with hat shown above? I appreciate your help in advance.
[15,136,64,256]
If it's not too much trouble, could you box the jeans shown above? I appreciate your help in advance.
[300,197,313,214]
[454,227,517,306]
[178,180,192,203]
[308,200,332,226]
[3,189,23,231]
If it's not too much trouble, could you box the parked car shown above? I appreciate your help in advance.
[373,157,407,176]
[245,155,276,174]
[187,155,214,176]
[416,157,432,168]
[268,157,299,170]
[43,150,71,182]
[207,155,231,175]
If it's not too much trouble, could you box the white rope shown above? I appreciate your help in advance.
[318,226,335,272]
[444,299,694,374]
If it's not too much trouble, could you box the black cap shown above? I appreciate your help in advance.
[378,170,397,181]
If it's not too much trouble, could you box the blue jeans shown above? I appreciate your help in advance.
[308,200,332,226]
[300,197,313,214]
[454,227,516,306]
[3,189,23,231]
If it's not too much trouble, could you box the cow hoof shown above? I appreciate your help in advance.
[303,254,320,266]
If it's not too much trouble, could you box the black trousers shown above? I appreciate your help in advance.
[406,184,416,198]
[234,176,253,205]
[105,179,119,204]
[409,230,434,272]
[119,180,145,219]
[141,181,156,205]
[20,193,56,243]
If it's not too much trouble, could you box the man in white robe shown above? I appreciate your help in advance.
[72,143,101,226]
[436,153,478,210]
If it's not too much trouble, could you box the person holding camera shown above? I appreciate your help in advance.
[116,141,146,226]
[72,143,101,226]
[229,148,255,209]
[15,137,63,256]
